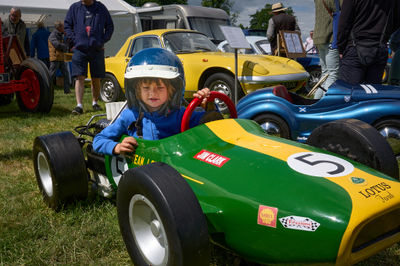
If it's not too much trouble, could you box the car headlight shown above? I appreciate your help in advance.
[242,61,269,76]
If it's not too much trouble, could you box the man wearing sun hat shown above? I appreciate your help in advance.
[267,2,300,54]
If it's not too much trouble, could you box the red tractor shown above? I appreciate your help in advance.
[0,20,53,112]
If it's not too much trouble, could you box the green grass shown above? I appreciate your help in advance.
[0,87,399,265]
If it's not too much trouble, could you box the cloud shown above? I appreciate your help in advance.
[187,0,315,41]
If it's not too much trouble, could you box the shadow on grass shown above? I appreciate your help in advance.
[0,148,32,161]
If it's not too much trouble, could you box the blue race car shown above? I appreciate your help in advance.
[237,79,400,155]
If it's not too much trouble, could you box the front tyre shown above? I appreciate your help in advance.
[117,162,210,266]
[33,131,88,211]
[373,119,400,157]
[307,119,399,179]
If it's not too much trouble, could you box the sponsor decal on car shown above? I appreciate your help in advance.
[110,156,129,185]
[360,84,378,94]
[279,216,320,232]
[194,150,230,167]
[257,205,278,228]
[344,95,351,102]
[358,182,394,203]
[350,177,367,186]
[299,107,307,113]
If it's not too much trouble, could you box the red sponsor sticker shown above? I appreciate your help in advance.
[257,205,278,228]
[194,150,230,167]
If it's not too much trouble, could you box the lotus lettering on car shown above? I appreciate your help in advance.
[279,216,320,232]
[358,182,394,203]
[194,150,230,167]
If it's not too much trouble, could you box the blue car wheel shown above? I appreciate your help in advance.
[253,113,290,139]
[374,119,400,157]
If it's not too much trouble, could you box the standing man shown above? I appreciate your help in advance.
[65,0,114,115]
[312,0,341,99]
[30,21,51,68]
[2,7,30,56]
[267,2,300,55]
[337,0,400,84]
[304,30,317,54]
[48,21,70,94]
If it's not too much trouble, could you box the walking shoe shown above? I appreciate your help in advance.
[72,106,83,115]
[64,89,71,94]
[92,103,102,111]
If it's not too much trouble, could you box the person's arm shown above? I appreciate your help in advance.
[103,8,114,43]
[24,31,30,57]
[64,7,75,45]
[337,0,355,55]
[266,18,275,42]
[49,31,67,52]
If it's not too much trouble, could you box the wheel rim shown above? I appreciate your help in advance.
[378,126,400,156]
[209,80,231,112]
[37,152,53,197]
[129,194,169,266]
[260,121,282,137]
[19,69,40,109]
[308,71,321,88]
[101,78,115,102]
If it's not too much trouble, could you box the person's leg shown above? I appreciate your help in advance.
[59,62,70,93]
[339,46,365,84]
[75,76,85,106]
[323,47,339,89]
[314,44,328,99]
[365,47,388,84]
[71,49,88,113]
[49,61,57,84]
[89,49,105,110]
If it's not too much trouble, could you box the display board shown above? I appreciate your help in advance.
[279,30,305,58]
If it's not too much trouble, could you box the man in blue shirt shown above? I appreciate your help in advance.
[65,0,114,114]
[30,21,51,68]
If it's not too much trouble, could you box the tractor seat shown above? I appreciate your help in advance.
[272,85,293,103]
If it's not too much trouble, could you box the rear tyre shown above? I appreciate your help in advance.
[307,119,399,179]
[100,73,123,102]
[33,131,88,211]
[117,162,210,266]
[253,113,290,139]
[16,58,53,113]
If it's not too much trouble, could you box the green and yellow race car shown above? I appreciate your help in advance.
[33,93,400,265]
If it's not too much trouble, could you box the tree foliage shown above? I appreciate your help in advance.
[126,0,187,7]
[201,0,239,25]
[249,3,295,30]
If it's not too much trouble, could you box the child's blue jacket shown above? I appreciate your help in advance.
[93,107,205,155]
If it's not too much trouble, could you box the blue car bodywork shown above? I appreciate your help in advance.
[237,80,400,144]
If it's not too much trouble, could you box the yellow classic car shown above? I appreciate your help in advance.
[101,29,309,102]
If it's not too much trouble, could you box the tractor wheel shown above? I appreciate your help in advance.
[307,119,399,179]
[33,131,88,211]
[16,58,53,113]
[100,73,123,103]
[117,162,210,266]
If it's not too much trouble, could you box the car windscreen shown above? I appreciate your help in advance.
[187,17,229,42]
[163,32,218,53]
[255,40,272,55]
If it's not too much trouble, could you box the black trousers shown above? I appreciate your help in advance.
[339,46,388,84]
[49,61,70,92]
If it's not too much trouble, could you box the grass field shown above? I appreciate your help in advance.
[1,87,400,265]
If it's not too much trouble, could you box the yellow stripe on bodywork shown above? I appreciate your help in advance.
[207,119,400,265]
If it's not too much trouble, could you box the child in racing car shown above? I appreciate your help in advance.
[93,48,221,156]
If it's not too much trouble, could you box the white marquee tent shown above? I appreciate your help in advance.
[0,0,142,56]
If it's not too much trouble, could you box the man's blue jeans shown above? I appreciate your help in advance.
[314,44,339,99]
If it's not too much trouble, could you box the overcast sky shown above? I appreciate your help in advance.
[187,0,315,41]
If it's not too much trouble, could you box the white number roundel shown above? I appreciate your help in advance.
[287,152,354,177]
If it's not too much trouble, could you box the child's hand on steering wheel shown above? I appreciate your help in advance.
[193,88,211,107]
